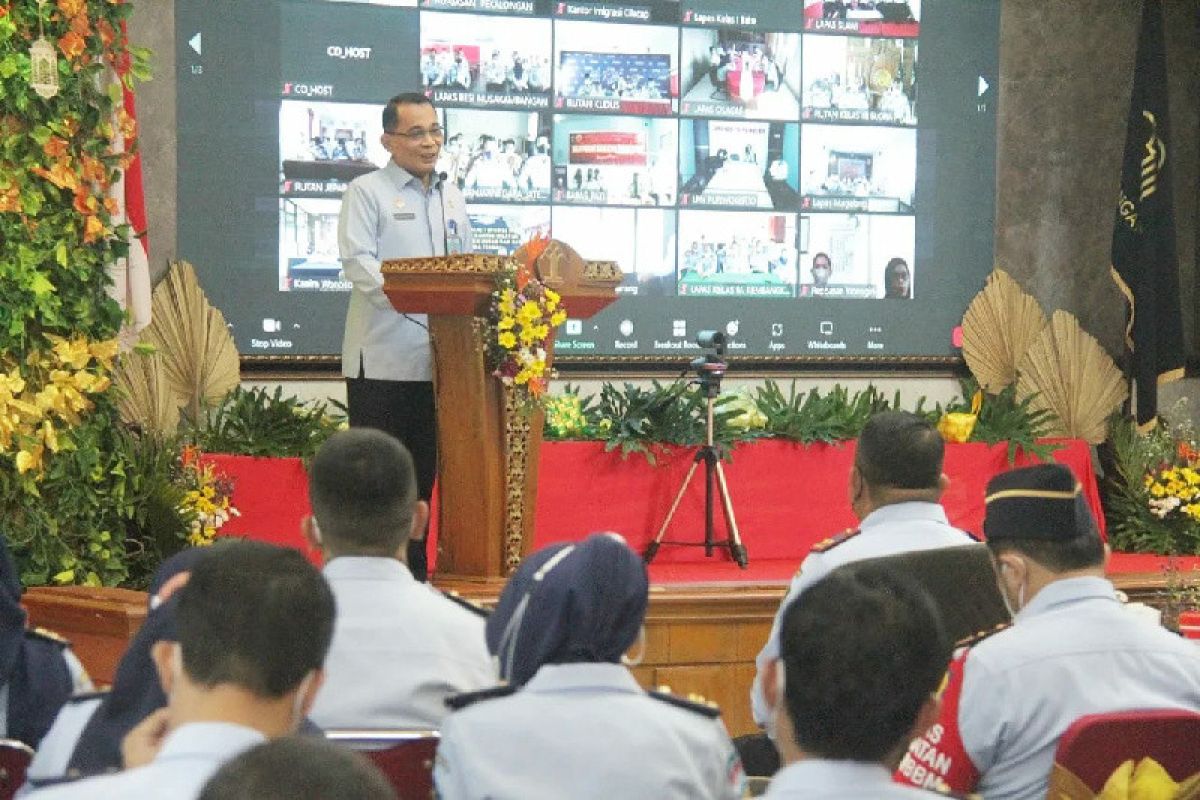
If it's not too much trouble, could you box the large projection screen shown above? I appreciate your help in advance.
[176,0,999,365]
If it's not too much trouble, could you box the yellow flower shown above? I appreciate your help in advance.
[498,331,517,349]
[545,289,561,305]
[514,371,530,385]
[550,310,567,327]
[517,302,542,325]
[497,316,515,331]
[16,446,43,474]
[49,336,93,370]
[937,412,977,444]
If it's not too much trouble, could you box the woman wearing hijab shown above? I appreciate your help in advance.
[19,549,203,791]
[0,534,92,751]
[434,533,746,800]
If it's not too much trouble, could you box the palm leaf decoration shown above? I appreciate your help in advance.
[1016,310,1128,444]
[141,260,240,422]
[112,349,181,434]
[962,269,1047,392]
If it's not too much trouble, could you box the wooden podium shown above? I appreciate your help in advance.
[381,241,621,583]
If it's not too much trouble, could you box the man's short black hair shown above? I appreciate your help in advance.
[308,428,418,554]
[855,410,943,490]
[987,534,1104,573]
[198,737,396,800]
[176,540,334,698]
[779,563,950,762]
[382,93,433,132]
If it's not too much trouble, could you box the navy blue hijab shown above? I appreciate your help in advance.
[0,534,72,748]
[486,533,649,687]
[66,548,205,775]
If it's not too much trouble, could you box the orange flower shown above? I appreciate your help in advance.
[103,196,119,216]
[116,107,137,141]
[0,183,19,214]
[57,31,86,60]
[69,12,91,37]
[56,0,86,16]
[43,136,70,159]
[1179,441,1200,464]
[80,154,107,184]
[83,214,106,243]
[73,188,97,215]
[97,19,116,48]
[31,161,79,191]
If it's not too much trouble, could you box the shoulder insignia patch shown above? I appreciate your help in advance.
[439,589,490,618]
[28,626,70,647]
[444,684,516,711]
[648,686,722,719]
[954,621,1011,650]
[809,528,861,554]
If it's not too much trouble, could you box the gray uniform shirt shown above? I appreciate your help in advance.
[959,576,1200,800]
[765,759,945,799]
[434,662,746,800]
[751,501,974,725]
[338,159,473,381]
[308,557,493,730]
[25,722,264,800]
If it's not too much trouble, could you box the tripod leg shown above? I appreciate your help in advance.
[643,458,703,564]
[713,460,749,569]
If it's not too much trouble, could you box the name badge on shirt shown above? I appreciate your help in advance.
[446,219,464,254]
[393,212,416,221]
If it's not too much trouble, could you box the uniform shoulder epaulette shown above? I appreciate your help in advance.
[809,528,862,554]
[439,588,490,618]
[28,626,71,647]
[648,686,722,719]
[444,684,516,711]
[954,621,1011,650]
[65,689,110,704]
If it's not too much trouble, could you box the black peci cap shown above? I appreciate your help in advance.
[983,464,1099,542]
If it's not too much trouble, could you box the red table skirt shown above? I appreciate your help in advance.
[204,439,1105,574]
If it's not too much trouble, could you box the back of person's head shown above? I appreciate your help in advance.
[198,737,396,800]
[487,533,648,686]
[983,463,1104,572]
[381,92,432,132]
[309,428,418,555]
[175,540,335,697]
[855,410,943,490]
[778,563,950,761]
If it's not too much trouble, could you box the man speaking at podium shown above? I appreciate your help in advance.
[338,92,473,581]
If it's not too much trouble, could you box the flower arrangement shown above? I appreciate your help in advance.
[1108,402,1200,555]
[177,448,238,548]
[488,234,567,409]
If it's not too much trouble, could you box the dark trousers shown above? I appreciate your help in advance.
[345,375,437,581]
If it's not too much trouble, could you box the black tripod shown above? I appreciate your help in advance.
[642,354,748,569]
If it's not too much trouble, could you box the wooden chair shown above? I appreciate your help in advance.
[325,729,440,800]
[1047,709,1200,798]
[0,739,34,800]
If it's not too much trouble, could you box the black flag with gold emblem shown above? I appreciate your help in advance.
[1110,0,1184,427]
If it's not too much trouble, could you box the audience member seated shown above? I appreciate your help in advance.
[896,464,1200,800]
[198,737,395,800]
[750,411,975,732]
[0,534,91,751]
[26,540,335,799]
[304,429,493,730]
[759,563,952,798]
[21,550,202,791]
[434,533,746,799]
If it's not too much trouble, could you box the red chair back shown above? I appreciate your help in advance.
[325,729,440,800]
[0,740,34,800]
[1052,709,1200,792]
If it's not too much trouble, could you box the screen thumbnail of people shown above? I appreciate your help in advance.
[799,124,915,213]
[420,12,552,108]
[801,0,921,38]
[279,198,349,292]
[799,212,914,298]
[676,210,797,298]
[679,27,800,120]
[550,115,677,206]
[278,101,388,197]
[801,35,917,124]
[551,206,676,297]
[437,109,551,202]
[553,20,679,115]
[468,205,551,256]
[679,119,798,210]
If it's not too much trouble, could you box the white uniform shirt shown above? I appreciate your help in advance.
[25,722,264,800]
[959,576,1200,800]
[338,159,473,381]
[751,502,974,725]
[308,557,493,730]
[765,759,943,798]
[435,662,745,800]
[17,695,103,795]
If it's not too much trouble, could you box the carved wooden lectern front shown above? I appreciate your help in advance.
[381,240,621,583]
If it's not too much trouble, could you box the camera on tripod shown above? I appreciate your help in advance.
[690,330,727,397]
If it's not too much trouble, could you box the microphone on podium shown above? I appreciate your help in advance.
[435,171,453,255]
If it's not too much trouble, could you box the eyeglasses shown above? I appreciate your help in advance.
[386,126,445,142]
